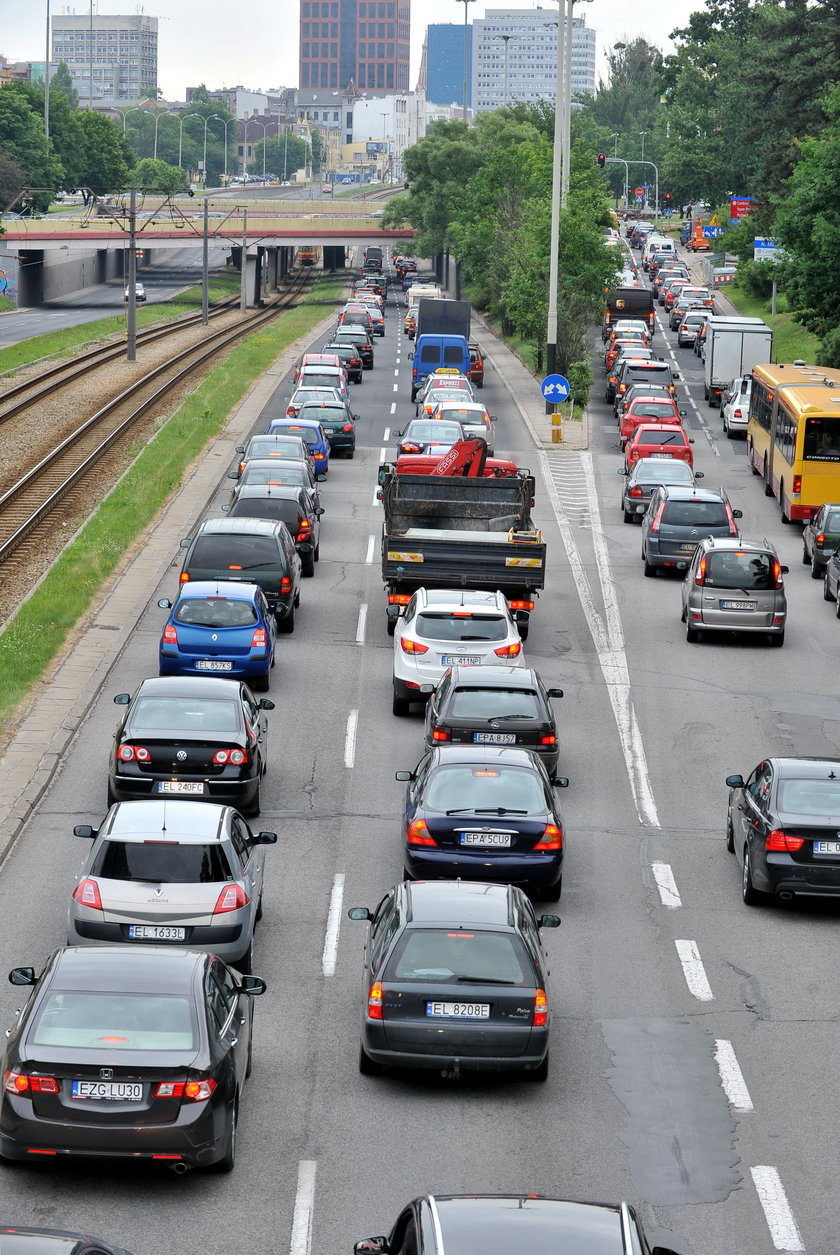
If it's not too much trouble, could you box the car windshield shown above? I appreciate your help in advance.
[29,992,196,1051]
[424,764,547,813]
[92,840,233,883]
[129,696,241,733]
[406,423,462,443]
[704,551,775,590]
[386,929,531,985]
[174,598,258,628]
[190,535,281,569]
[777,779,840,816]
[449,688,540,719]
[660,502,729,526]
[416,613,507,642]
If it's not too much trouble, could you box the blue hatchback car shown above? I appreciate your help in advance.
[267,418,330,477]
[157,581,277,691]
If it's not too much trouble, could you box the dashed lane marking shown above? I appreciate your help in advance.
[321,874,345,977]
[651,861,681,908]
[750,1167,805,1251]
[714,1039,754,1112]
[365,535,375,565]
[343,710,358,768]
[674,938,714,1001]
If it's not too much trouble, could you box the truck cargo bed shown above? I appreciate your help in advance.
[382,528,546,593]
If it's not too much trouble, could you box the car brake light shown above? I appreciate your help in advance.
[251,628,267,647]
[4,1071,59,1095]
[213,749,248,765]
[280,576,292,594]
[118,744,151,762]
[694,554,707,587]
[765,830,805,852]
[179,572,190,583]
[650,501,666,533]
[773,559,784,589]
[539,733,557,745]
[533,988,548,1027]
[629,487,644,498]
[533,824,562,851]
[368,981,383,1020]
[72,878,103,909]
[494,642,522,657]
[407,818,437,846]
[389,594,411,606]
[508,600,534,611]
[431,728,450,742]
[213,883,250,913]
[152,1079,217,1101]
[400,637,429,654]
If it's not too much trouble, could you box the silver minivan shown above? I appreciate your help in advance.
[681,537,789,646]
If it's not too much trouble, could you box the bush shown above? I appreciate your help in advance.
[817,326,840,368]
[736,259,777,301]
[567,359,593,407]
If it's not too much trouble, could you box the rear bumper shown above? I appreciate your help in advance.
[405,846,562,891]
[158,655,270,680]
[361,1023,549,1073]
[108,773,260,812]
[756,853,840,897]
[67,917,249,963]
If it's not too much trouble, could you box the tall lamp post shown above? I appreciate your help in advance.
[178,112,202,170]
[44,0,51,138]
[248,119,278,182]
[544,0,565,400]
[118,106,143,134]
[560,0,593,209]
[493,33,519,107]
[153,110,176,162]
[455,0,476,121]
[211,116,235,183]
[202,114,221,186]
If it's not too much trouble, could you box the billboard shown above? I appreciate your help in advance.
[366,141,387,154]
[729,196,753,222]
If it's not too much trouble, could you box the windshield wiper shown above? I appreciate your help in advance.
[480,713,532,721]
[473,806,528,815]
[455,975,517,985]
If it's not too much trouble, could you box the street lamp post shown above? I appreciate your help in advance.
[118,107,143,134]
[153,110,176,162]
[178,112,202,170]
[455,0,476,120]
[493,34,519,106]
[44,0,51,139]
[202,114,221,186]
[248,120,278,182]
[612,132,619,157]
[283,126,290,181]
[545,0,565,403]
[210,116,234,183]
[560,0,593,209]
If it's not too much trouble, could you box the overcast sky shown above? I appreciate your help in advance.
[3,0,698,101]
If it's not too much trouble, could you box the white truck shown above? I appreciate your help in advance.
[407,283,442,310]
[703,316,773,408]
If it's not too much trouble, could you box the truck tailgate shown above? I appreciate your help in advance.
[383,528,546,592]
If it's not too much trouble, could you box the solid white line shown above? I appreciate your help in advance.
[365,534,375,564]
[389,403,396,415]
[714,1039,754,1112]
[290,1159,318,1255]
[750,1167,805,1251]
[322,874,345,976]
[356,603,367,643]
[651,861,681,908]
[344,710,358,768]
[674,939,714,1001]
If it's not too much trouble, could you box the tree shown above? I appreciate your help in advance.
[75,109,133,196]
[50,62,79,109]
[250,133,309,180]
[131,157,189,194]
[0,150,28,213]
[0,85,62,202]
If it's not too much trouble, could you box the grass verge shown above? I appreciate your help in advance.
[725,283,820,363]
[0,274,347,732]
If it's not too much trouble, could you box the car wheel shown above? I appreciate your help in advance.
[346,449,355,459]
[278,604,295,634]
[358,1044,382,1076]
[749,443,760,475]
[518,620,529,641]
[825,572,835,601]
[742,849,766,906]
[251,671,270,693]
[314,543,320,562]
[213,1101,237,1173]
[726,812,735,853]
[302,555,316,578]
[236,942,253,975]
[769,629,785,647]
[622,507,635,523]
[386,616,397,637]
[526,1052,549,1082]
[244,781,260,817]
[686,623,701,643]
[541,877,562,902]
[642,550,657,578]
[255,892,263,922]
[245,1029,253,1079]
[106,781,118,808]
[802,544,812,566]
[835,596,840,620]
[680,603,686,622]
[392,689,411,716]
[763,458,773,496]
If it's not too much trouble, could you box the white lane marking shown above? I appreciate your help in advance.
[651,861,681,908]
[394,368,399,376]
[290,1160,318,1255]
[384,426,391,439]
[396,357,401,365]
[344,710,358,768]
[674,938,714,1001]
[322,874,345,976]
[714,1039,754,1112]
[365,534,375,564]
[371,489,380,507]
[356,603,367,644]
[393,383,399,391]
[379,446,386,461]
[539,451,659,827]
[389,403,396,415]
[750,1167,805,1251]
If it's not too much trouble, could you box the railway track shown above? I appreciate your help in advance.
[0,269,314,574]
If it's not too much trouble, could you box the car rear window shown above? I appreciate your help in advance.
[424,764,547,814]
[633,462,694,484]
[419,344,441,363]
[92,840,233,883]
[30,993,196,1051]
[632,403,677,420]
[300,373,342,389]
[661,502,729,526]
[241,465,307,488]
[443,345,466,365]
[190,535,281,571]
[449,688,540,719]
[637,428,685,445]
[705,551,774,590]
[386,929,531,985]
[824,511,840,530]
[129,697,241,733]
[299,407,347,424]
[627,365,670,380]
[777,779,840,816]
[174,598,258,628]
[416,613,507,642]
[230,498,301,522]
[408,423,462,443]
[247,439,306,459]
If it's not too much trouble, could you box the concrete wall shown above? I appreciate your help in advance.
[17,248,124,306]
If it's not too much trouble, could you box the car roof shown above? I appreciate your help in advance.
[448,665,539,686]
[430,1196,623,1255]
[247,433,307,446]
[105,799,228,842]
[243,458,309,471]
[405,879,515,926]
[234,484,303,503]
[418,589,503,610]
[699,536,777,555]
[135,675,246,698]
[432,745,544,769]
[175,580,262,601]
[659,485,727,502]
[51,945,204,994]
[196,517,284,536]
[631,423,685,436]
[271,418,325,432]
[773,757,840,779]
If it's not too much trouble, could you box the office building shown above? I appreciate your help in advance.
[472,7,596,114]
[50,12,158,102]
[299,0,410,94]
[422,23,472,107]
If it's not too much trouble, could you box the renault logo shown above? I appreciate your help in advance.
[176,750,187,761]
[211,634,218,642]
[100,1068,113,1080]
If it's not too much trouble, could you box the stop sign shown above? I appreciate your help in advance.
[634,186,644,197]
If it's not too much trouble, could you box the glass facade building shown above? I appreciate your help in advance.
[299,0,411,94]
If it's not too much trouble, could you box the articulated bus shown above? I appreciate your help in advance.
[746,362,840,522]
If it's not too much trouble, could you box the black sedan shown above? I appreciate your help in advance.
[323,341,364,383]
[348,879,559,1079]
[227,484,323,576]
[0,946,265,1172]
[424,666,564,775]
[107,677,273,816]
[726,756,840,903]
[0,1227,136,1254]
[353,1194,688,1255]
[397,746,567,899]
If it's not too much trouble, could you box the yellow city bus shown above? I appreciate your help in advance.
[746,363,840,522]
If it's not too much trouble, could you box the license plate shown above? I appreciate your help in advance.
[473,732,517,744]
[196,660,233,671]
[426,1002,490,1018]
[649,452,673,458]
[721,600,754,611]
[679,543,698,553]
[814,841,840,855]
[127,925,186,941]
[460,832,512,847]
[441,655,481,665]
[157,781,205,794]
[71,1081,144,1101]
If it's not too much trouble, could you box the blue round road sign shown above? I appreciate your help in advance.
[540,373,570,401]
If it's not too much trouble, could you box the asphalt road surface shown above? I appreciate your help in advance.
[0,250,834,1255]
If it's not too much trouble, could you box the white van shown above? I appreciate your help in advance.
[643,235,674,270]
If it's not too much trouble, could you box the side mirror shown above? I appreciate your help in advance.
[73,824,96,838]
[179,538,191,548]
[9,967,36,986]
[672,372,680,380]
[392,430,402,440]
[679,409,687,417]
[348,907,372,922]
[547,688,564,698]
[255,831,278,844]
[725,774,745,788]
[258,699,275,710]
[688,439,695,444]
[315,507,325,517]
[235,445,245,454]
[537,914,561,929]
[490,414,498,422]
[239,975,266,996]
[732,509,743,519]
[354,1240,388,1255]
[228,471,241,480]
[408,352,414,361]
[395,770,413,781]
[694,470,705,478]
[157,598,173,609]
[617,468,628,476]
[221,503,231,512]
[113,693,131,705]
[780,565,789,574]
[552,776,569,788]
[386,605,402,621]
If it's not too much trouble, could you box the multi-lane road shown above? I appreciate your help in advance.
[0,246,835,1255]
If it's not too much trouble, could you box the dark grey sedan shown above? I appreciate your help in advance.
[618,459,702,523]
[640,485,741,575]
[801,503,840,580]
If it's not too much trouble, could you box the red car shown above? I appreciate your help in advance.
[605,335,650,372]
[293,352,341,382]
[619,396,685,449]
[624,423,694,470]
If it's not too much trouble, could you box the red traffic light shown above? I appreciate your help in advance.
[597,153,606,168]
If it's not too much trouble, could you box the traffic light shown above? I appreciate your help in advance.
[403,180,409,190]
[664,193,671,203]
[597,153,606,168]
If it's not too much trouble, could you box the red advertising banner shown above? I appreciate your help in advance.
[730,197,753,221]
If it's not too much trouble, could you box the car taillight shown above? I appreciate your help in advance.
[629,487,644,498]
[153,1079,217,1101]
[694,554,707,586]
[179,572,190,583]
[400,637,429,654]
[431,728,450,742]
[733,409,742,420]
[680,324,688,332]
[815,531,826,548]
[649,501,666,533]
[313,452,325,461]
[765,830,805,853]
[280,576,292,594]
[368,981,383,1020]
[494,642,522,657]
[533,824,562,851]
[72,878,103,909]
[162,624,178,645]
[213,749,248,765]
[118,744,151,762]
[251,628,267,647]
[508,600,534,611]
[539,733,557,745]
[532,988,548,1027]
[773,559,784,589]
[389,594,411,606]
[4,1071,59,1095]
[286,407,295,416]
[407,819,437,846]
[401,443,422,453]
[793,474,802,495]
[213,883,250,913]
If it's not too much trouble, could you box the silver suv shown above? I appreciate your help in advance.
[681,537,789,646]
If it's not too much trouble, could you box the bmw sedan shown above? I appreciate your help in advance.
[106,677,273,816]
[726,756,840,904]
[397,746,567,898]
[156,582,277,691]
[67,800,276,970]
[0,947,265,1171]
[348,880,559,1079]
